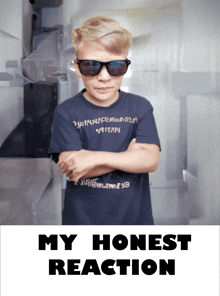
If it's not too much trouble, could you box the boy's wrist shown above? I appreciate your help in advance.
[97,151,119,169]
[95,151,110,167]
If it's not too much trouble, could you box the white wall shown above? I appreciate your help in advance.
[186,94,220,224]
[0,0,33,146]
[181,0,220,72]
[0,0,24,146]
[0,0,23,39]
[23,0,33,57]
[180,0,220,223]
[42,6,63,28]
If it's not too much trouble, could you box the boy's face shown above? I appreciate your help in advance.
[74,41,127,107]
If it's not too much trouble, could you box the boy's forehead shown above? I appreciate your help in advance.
[77,41,128,60]
[77,41,100,53]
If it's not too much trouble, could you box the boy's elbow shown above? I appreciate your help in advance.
[141,159,159,173]
[149,161,159,172]
[141,145,160,173]
[151,154,160,172]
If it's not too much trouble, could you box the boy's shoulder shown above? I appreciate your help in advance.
[121,91,153,112]
[55,91,85,116]
[123,91,150,102]
[58,91,83,108]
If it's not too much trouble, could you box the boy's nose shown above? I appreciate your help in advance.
[97,66,111,80]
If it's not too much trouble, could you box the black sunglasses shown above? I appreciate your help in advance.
[76,59,131,77]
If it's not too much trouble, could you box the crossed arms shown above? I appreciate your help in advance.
[57,138,160,183]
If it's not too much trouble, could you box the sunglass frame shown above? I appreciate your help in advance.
[76,59,131,77]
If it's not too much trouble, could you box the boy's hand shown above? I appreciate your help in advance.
[57,150,78,173]
[58,150,100,182]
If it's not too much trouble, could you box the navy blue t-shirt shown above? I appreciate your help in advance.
[49,89,160,225]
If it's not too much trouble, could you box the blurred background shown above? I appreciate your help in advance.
[0,0,219,225]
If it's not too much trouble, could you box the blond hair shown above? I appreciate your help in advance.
[72,16,132,56]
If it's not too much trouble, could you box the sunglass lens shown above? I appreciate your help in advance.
[108,61,128,76]
[80,61,100,76]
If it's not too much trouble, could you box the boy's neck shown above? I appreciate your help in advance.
[83,89,120,107]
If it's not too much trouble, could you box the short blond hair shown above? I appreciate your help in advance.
[72,16,132,56]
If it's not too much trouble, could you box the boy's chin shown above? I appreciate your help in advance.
[86,90,120,106]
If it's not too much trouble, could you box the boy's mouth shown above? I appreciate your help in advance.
[95,87,113,92]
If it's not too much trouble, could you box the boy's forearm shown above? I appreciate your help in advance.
[95,146,159,174]
[81,166,115,179]
[58,142,159,182]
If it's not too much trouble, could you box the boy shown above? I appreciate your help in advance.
[49,16,161,225]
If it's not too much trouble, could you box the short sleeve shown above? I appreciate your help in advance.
[48,105,83,155]
[135,105,161,149]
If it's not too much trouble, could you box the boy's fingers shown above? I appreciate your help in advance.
[59,153,76,168]
[66,170,73,178]
[61,166,72,174]
[69,174,79,183]
[57,151,73,166]
[58,162,66,170]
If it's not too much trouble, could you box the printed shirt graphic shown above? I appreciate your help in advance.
[49,89,161,225]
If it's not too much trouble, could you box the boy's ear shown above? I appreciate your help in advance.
[73,58,82,78]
